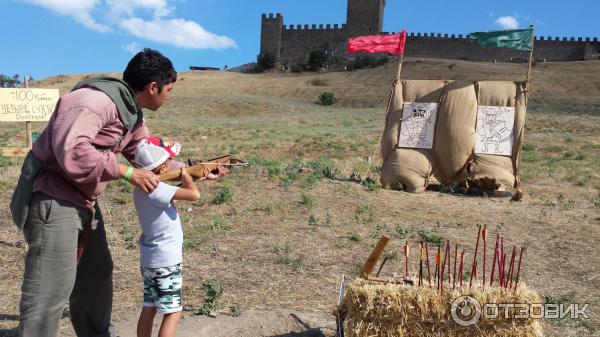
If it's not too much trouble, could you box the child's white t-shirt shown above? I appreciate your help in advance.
[133,182,183,268]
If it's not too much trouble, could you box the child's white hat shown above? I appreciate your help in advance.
[135,142,170,171]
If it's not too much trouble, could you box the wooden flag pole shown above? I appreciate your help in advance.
[356,29,406,190]
[395,29,407,81]
[525,25,536,90]
[395,53,405,81]
[512,25,535,199]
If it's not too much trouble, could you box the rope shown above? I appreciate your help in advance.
[357,79,398,189]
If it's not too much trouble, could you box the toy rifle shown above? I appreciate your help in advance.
[159,154,248,182]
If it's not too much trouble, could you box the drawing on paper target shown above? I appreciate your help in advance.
[398,102,438,149]
[475,106,515,156]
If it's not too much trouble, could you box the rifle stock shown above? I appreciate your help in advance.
[158,155,247,182]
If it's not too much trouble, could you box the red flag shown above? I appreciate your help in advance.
[348,29,407,56]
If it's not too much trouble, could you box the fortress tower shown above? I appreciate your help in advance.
[259,0,386,63]
[260,13,283,59]
[346,0,385,35]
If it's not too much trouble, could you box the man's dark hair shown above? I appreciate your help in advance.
[123,48,177,93]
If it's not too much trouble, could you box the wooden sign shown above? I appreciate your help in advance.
[2,147,29,157]
[0,88,59,122]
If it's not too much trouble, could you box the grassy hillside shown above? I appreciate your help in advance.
[0,58,599,336]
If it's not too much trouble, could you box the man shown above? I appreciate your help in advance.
[11,48,180,337]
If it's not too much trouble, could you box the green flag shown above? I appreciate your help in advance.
[469,28,534,51]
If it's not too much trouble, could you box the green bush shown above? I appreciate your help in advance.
[308,50,327,71]
[418,230,444,245]
[347,55,389,70]
[348,233,362,242]
[300,193,315,208]
[199,280,223,315]
[522,143,536,151]
[213,186,232,205]
[255,52,276,72]
[319,92,337,106]
[291,64,304,73]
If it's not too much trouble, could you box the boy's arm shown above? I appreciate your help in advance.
[172,168,200,201]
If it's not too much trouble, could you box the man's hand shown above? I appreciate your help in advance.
[129,168,159,193]
[205,165,229,180]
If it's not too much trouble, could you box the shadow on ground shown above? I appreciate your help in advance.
[270,328,328,337]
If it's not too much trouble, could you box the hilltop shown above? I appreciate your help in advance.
[34,57,600,111]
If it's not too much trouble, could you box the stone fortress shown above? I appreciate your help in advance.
[260,0,599,64]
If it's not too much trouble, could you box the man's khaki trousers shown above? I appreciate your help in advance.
[19,193,115,337]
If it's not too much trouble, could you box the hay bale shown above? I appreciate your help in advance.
[340,279,544,337]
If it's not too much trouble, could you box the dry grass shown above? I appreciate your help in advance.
[0,58,599,336]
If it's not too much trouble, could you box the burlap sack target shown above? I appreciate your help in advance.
[381,80,446,192]
[433,81,478,184]
[380,79,527,193]
[467,81,527,190]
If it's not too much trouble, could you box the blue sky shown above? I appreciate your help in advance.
[0,0,598,80]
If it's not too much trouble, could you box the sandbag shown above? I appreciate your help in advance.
[468,81,527,190]
[381,148,432,193]
[380,80,446,192]
[433,81,477,184]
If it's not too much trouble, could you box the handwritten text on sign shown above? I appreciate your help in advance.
[0,88,59,122]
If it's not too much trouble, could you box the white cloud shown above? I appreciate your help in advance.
[74,12,111,32]
[20,0,110,32]
[19,0,237,50]
[105,0,173,19]
[122,42,142,55]
[120,18,237,50]
[495,16,519,29]
[20,0,98,15]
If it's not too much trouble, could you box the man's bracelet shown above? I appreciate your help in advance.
[124,166,134,182]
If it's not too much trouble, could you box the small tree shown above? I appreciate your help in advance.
[319,92,337,106]
[255,52,276,72]
[308,50,327,71]
[0,73,21,88]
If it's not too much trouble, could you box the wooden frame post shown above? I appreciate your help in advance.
[24,75,33,149]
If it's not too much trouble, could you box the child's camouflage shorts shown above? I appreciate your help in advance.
[141,263,182,313]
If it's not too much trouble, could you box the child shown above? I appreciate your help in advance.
[133,139,223,337]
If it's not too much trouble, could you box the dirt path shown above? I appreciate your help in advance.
[114,310,335,337]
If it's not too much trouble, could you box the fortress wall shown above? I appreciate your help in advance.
[400,33,596,62]
[533,37,587,61]
[405,34,530,61]
[261,10,599,63]
[280,25,348,61]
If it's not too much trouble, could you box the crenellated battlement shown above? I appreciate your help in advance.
[283,23,346,31]
[262,13,283,21]
[379,32,599,43]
